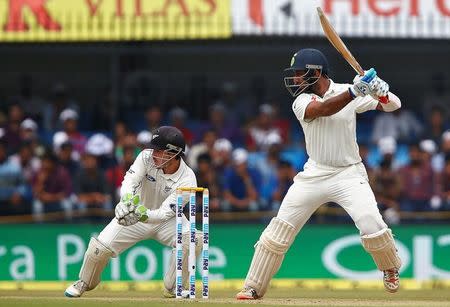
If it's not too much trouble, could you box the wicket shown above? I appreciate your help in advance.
[175,187,209,299]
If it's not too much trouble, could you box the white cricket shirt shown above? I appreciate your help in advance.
[120,149,197,223]
[292,80,378,167]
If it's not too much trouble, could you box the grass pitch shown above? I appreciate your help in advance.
[1,289,449,307]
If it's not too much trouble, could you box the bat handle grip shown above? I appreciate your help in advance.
[378,96,389,104]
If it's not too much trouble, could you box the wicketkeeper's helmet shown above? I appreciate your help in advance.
[149,126,185,156]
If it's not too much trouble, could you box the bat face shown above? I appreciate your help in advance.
[317,7,364,76]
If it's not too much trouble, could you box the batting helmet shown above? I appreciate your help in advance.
[284,48,329,97]
[285,48,329,74]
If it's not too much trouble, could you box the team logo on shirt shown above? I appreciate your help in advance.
[146,174,156,182]
[164,186,171,193]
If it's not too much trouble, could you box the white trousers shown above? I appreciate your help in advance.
[277,160,387,236]
[97,215,189,256]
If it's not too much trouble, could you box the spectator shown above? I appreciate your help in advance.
[420,139,439,171]
[422,72,450,121]
[136,130,152,150]
[371,109,423,145]
[42,82,79,132]
[270,160,295,211]
[115,131,139,163]
[85,133,114,170]
[114,121,128,148]
[440,154,450,210]
[268,101,291,144]
[370,157,402,225]
[57,141,79,175]
[246,104,283,152]
[2,104,24,154]
[0,140,29,215]
[433,130,450,173]
[168,107,194,145]
[218,81,252,123]
[423,105,449,146]
[9,142,41,184]
[399,144,436,212]
[59,108,87,156]
[19,118,45,156]
[145,105,163,132]
[74,153,111,215]
[19,118,37,141]
[222,148,261,212]
[106,145,136,203]
[187,129,217,171]
[195,153,221,212]
[211,138,233,176]
[32,152,72,220]
[377,136,402,170]
[202,103,243,145]
[252,140,283,207]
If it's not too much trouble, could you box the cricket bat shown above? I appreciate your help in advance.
[317,7,388,103]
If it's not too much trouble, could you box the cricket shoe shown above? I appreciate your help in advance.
[383,269,400,293]
[162,288,176,298]
[64,280,88,298]
[236,287,259,300]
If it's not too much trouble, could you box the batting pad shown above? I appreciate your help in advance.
[361,228,401,271]
[164,232,203,292]
[79,237,114,290]
[245,217,297,297]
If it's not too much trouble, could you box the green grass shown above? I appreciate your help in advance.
[1,289,449,307]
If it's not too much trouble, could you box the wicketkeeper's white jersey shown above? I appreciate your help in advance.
[120,149,197,223]
[292,79,378,168]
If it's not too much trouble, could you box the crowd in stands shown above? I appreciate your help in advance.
[0,84,449,224]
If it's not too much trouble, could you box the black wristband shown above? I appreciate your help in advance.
[348,87,356,99]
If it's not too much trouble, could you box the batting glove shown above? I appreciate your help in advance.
[349,68,377,98]
[369,77,389,100]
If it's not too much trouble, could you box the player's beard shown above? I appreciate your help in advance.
[302,77,320,94]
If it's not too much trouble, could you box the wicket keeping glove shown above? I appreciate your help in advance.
[118,204,149,226]
[349,68,377,98]
[115,193,140,221]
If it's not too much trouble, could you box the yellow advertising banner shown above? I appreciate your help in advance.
[0,0,231,42]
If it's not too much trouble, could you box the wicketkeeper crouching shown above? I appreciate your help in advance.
[65,126,203,298]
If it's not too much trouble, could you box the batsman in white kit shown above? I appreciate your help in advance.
[65,126,203,298]
[236,49,402,300]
